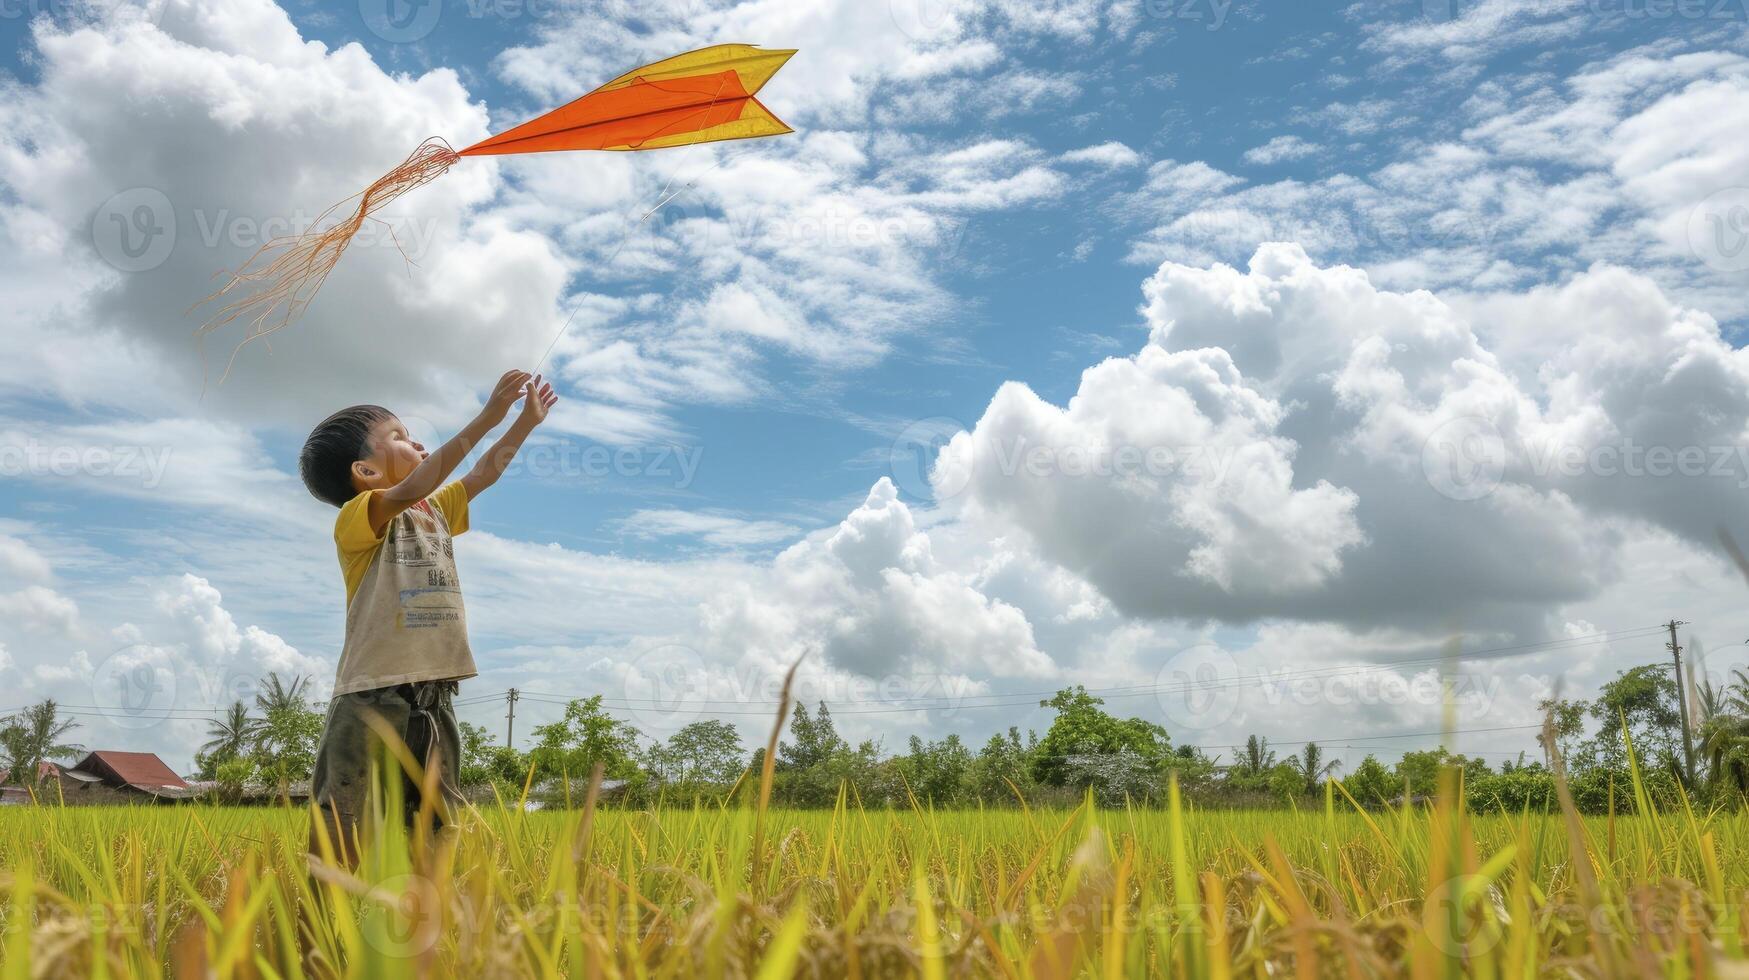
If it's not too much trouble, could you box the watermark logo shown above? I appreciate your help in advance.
[1590,0,1749,21]
[620,644,710,734]
[1154,645,1242,731]
[0,440,173,489]
[378,415,704,488]
[1689,187,1749,273]
[888,417,969,502]
[359,0,442,43]
[1422,874,1505,957]
[91,187,175,273]
[890,0,958,42]
[1421,416,1507,502]
[90,643,178,730]
[1421,0,1458,20]
[188,667,267,711]
[1141,0,1235,29]
[362,873,443,958]
[1422,423,1749,502]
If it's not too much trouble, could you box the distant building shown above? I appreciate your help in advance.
[510,778,634,810]
[67,751,194,801]
[242,780,312,804]
[0,759,112,804]
[1,752,327,805]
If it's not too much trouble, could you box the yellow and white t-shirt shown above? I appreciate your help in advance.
[330,482,476,696]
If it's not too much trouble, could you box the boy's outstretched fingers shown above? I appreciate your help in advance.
[485,369,532,422]
[519,374,557,425]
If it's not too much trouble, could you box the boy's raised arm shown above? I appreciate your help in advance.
[367,370,530,532]
[462,374,558,500]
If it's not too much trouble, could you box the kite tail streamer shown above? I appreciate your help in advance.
[192,138,461,381]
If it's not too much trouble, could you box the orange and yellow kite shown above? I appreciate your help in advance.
[196,44,796,366]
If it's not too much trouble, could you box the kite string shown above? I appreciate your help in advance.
[531,150,733,373]
[532,70,741,375]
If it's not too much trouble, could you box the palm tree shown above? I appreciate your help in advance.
[1699,669,1749,801]
[1700,711,1749,798]
[254,673,312,718]
[250,674,324,793]
[1234,734,1276,778]
[200,700,260,763]
[0,700,83,795]
[1291,742,1342,795]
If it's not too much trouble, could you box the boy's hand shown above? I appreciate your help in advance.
[461,374,558,500]
[515,373,558,430]
[480,370,533,427]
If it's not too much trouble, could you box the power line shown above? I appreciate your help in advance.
[450,624,1668,716]
[1199,724,1542,749]
[1007,725,1547,762]
[4,623,1677,727]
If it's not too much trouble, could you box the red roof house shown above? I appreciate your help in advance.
[0,760,64,785]
[0,760,107,804]
[70,751,191,798]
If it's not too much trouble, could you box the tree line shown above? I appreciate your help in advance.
[0,661,1734,812]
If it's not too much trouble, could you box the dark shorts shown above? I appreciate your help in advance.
[310,680,465,849]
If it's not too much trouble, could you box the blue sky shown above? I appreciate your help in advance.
[2,0,1748,771]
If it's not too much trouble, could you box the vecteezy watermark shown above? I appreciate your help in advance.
[636,201,975,262]
[1421,416,1507,502]
[888,417,969,501]
[90,187,443,274]
[457,0,709,24]
[1154,645,1242,731]
[889,0,1233,42]
[361,873,443,958]
[1149,650,1517,728]
[1422,416,1749,501]
[889,0,959,41]
[0,440,174,489]
[1169,207,1510,256]
[897,427,1250,501]
[1688,187,1749,274]
[513,442,706,487]
[612,663,992,726]
[1255,668,1505,714]
[393,416,707,489]
[1423,874,1505,957]
[91,188,176,273]
[1589,0,1749,20]
[360,0,709,43]
[88,648,285,730]
[358,0,442,43]
[1139,0,1236,29]
[1423,0,1747,25]
[620,644,710,734]
[189,208,443,260]
[90,644,179,731]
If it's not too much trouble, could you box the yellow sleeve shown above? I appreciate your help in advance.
[335,490,387,606]
[335,489,387,556]
[430,481,470,536]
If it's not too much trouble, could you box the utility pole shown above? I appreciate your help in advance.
[506,688,519,748]
[1666,620,1696,789]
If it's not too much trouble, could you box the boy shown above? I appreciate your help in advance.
[300,369,556,860]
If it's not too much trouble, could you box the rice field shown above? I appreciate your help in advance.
[1,769,1744,979]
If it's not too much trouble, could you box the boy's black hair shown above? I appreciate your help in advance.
[300,405,394,508]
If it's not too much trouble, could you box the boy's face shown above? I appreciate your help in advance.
[351,414,428,491]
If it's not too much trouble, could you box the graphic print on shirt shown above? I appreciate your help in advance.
[387,502,463,629]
